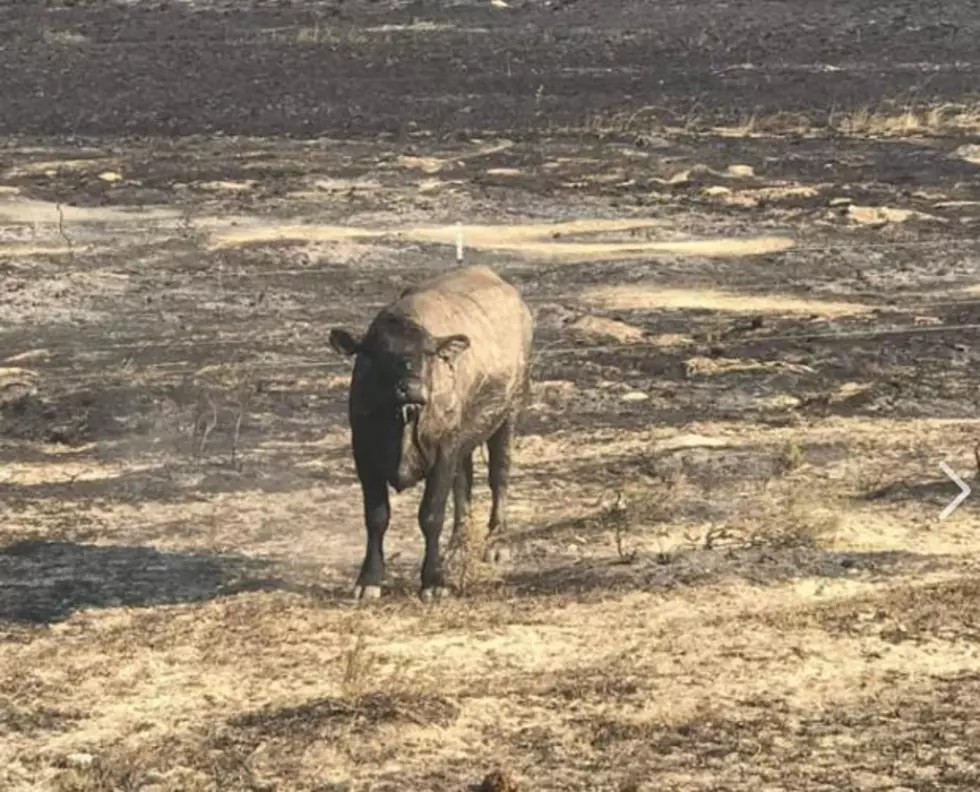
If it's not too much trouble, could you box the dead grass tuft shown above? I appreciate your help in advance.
[774,440,806,475]
[230,690,460,737]
[340,632,379,699]
[591,101,980,139]
[444,528,502,596]
[745,489,842,549]
[835,102,980,137]
[789,577,980,642]
[0,699,82,735]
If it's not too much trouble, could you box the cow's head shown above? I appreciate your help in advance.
[329,314,470,427]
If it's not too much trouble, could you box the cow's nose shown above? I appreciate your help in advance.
[396,379,426,405]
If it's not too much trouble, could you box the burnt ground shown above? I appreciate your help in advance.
[3,0,980,790]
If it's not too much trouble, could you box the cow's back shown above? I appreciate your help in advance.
[387,265,532,401]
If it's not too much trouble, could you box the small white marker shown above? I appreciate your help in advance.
[939,461,971,520]
[455,222,464,264]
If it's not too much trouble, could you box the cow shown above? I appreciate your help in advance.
[329,264,534,602]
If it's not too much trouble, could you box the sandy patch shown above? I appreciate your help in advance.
[197,180,256,192]
[402,222,794,260]
[3,349,51,365]
[0,195,181,227]
[684,356,815,377]
[753,393,803,409]
[565,316,646,344]
[846,205,944,226]
[3,158,117,178]
[726,164,756,177]
[0,244,79,258]
[207,218,668,252]
[364,22,490,34]
[206,224,384,249]
[0,459,162,487]
[705,185,820,207]
[582,285,872,317]
[647,332,696,348]
[953,144,980,164]
[386,140,515,175]
[203,213,791,262]
[394,155,446,174]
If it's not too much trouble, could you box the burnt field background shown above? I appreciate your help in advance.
[3,0,980,790]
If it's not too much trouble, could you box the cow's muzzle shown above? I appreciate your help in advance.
[395,378,426,424]
[399,402,423,425]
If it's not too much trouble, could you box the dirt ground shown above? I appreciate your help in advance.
[3,1,980,790]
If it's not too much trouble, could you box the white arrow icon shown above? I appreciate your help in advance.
[939,461,971,520]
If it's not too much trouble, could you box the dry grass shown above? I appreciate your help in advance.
[4,135,980,791]
[591,101,980,139]
[6,411,978,783]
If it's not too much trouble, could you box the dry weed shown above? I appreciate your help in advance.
[191,363,256,467]
[774,440,806,475]
[589,101,980,139]
[340,630,379,700]
[746,488,842,549]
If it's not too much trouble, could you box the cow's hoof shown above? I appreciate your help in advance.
[419,586,450,603]
[483,545,511,563]
[352,585,382,601]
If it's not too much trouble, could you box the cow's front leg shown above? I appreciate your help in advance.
[352,428,390,600]
[353,470,390,600]
[418,453,455,601]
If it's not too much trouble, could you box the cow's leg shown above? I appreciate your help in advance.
[450,450,474,550]
[352,458,390,601]
[419,453,455,601]
[485,414,515,562]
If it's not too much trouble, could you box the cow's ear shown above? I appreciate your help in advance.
[433,334,470,363]
[329,328,362,357]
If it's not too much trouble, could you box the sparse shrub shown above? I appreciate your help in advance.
[190,363,256,468]
[593,470,683,563]
[774,441,806,475]
[341,632,378,700]
[747,489,842,549]
[443,509,500,595]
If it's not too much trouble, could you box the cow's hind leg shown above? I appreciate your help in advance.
[448,450,474,554]
[418,454,455,601]
[484,414,515,563]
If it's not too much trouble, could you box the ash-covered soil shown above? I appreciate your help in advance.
[3,1,980,790]
[2,0,980,137]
